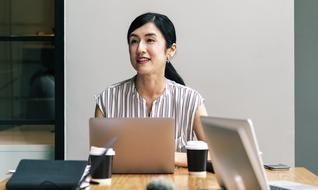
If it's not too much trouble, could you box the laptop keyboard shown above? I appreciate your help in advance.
[269,180,318,190]
[270,185,290,190]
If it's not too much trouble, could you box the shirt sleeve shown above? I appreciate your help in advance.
[94,91,105,115]
[195,90,205,111]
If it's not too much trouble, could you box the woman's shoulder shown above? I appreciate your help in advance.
[108,78,133,89]
[166,79,201,95]
[98,77,134,95]
[166,79,205,106]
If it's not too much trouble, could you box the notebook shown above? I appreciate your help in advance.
[89,117,175,173]
[201,116,318,190]
[6,159,87,190]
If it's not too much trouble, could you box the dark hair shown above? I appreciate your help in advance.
[127,12,185,85]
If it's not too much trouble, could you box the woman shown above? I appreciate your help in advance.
[95,12,207,166]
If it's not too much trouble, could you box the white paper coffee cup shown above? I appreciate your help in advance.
[89,146,115,185]
[186,141,208,177]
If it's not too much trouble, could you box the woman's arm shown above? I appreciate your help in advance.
[175,152,188,167]
[95,105,105,117]
[193,104,208,141]
[175,104,208,167]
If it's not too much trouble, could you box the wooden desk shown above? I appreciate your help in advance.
[1,167,318,190]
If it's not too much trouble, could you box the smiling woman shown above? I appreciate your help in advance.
[94,12,208,166]
[128,22,170,77]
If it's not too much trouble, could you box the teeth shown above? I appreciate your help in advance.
[137,58,149,63]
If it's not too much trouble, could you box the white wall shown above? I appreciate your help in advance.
[0,145,54,179]
[65,0,294,166]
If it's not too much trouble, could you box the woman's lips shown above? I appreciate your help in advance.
[137,57,150,64]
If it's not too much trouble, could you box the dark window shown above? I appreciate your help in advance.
[0,0,64,161]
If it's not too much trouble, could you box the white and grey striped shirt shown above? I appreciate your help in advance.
[95,77,204,152]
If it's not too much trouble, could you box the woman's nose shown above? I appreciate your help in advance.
[137,41,146,53]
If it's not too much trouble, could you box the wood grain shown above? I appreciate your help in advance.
[1,167,317,190]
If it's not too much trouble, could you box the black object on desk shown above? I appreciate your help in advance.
[264,163,290,171]
[206,160,214,173]
[6,159,87,190]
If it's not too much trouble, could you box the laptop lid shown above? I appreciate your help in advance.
[201,116,269,190]
[89,117,175,174]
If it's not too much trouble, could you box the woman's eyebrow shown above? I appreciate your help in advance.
[129,33,157,38]
[129,34,138,38]
[145,33,157,37]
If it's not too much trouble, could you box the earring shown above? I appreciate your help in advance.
[166,56,170,63]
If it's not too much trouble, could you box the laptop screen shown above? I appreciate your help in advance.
[89,117,175,174]
[201,116,269,190]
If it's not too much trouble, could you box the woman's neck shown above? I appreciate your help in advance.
[135,74,166,99]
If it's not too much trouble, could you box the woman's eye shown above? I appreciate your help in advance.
[147,39,155,43]
[129,39,138,45]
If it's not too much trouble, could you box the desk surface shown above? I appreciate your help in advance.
[1,167,318,190]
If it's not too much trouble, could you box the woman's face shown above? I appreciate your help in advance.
[128,22,174,76]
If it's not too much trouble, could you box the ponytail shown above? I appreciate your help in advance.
[165,61,185,85]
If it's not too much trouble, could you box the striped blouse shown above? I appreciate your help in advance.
[95,76,204,152]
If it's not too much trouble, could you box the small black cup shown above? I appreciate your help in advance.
[89,146,115,185]
[186,141,208,176]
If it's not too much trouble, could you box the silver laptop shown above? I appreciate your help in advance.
[89,117,175,174]
[201,116,318,190]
